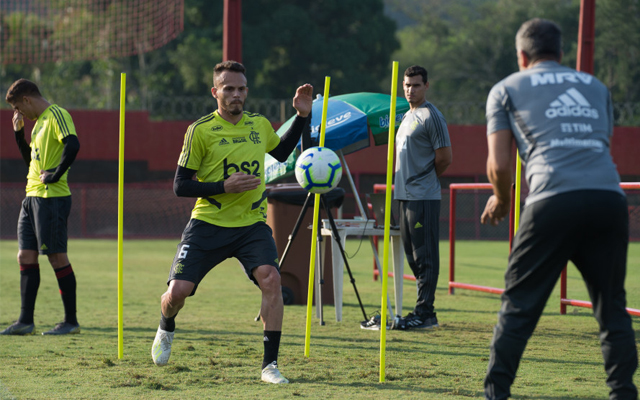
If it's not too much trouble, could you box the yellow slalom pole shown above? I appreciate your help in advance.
[304,76,331,357]
[117,73,126,359]
[380,61,399,382]
[514,151,522,234]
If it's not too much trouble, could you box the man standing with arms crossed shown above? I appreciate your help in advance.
[482,19,637,399]
[151,61,312,384]
[3,79,81,336]
[390,65,452,330]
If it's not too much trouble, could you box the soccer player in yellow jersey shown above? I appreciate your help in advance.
[2,79,81,336]
[152,61,312,384]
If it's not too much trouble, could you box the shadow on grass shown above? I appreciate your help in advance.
[291,379,484,397]
[286,379,606,400]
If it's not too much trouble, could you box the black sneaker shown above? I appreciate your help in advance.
[360,313,389,330]
[42,322,80,335]
[0,321,35,335]
[425,316,439,328]
[393,313,438,330]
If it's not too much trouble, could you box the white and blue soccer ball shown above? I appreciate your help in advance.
[295,147,343,194]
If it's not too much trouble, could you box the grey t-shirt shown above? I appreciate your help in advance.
[486,61,623,205]
[394,100,451,201]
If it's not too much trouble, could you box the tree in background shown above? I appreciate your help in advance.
[388,0,639,109]
[1,0,637,124]
[595,0,640,103]
[243,0,398,98]
[389,0,580,105]
[1,0,397,113]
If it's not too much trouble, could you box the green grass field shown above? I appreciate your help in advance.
[0,239,638,399]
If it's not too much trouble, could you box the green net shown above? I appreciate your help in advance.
[1,0,184,65]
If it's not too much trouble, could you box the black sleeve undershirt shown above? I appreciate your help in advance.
[268,114,311,161]
[300,110,314,152]
[14,128,31,167]
[42,135,81,183]
[173,165,226,197]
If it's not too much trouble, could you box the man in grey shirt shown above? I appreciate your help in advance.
[481,18,637,400]
[392,65,452,330]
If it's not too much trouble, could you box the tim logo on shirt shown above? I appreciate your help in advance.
[545,88,599,119]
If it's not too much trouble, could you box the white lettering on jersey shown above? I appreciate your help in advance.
[560,123,593,133]
[545,88,599,119]
[531,71,593,87]
[550,137,603,152]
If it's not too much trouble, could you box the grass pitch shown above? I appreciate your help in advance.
[0,239,638,399]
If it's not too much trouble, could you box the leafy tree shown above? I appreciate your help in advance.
[2,0,397,112]
[390,0,580,105]
[0,0,223,110]
[389,0,640,109]
[242,0,399,97]
[2,0,638,126]
[595,0,640,103]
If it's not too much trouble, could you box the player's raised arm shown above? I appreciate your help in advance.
[292,83,313,118]
[11,110,31,166]
[269,84,313,162]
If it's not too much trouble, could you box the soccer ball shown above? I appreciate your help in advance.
[295,147,343,194]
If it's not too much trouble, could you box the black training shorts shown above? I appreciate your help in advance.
[167,219,280,295]
[18,196,72,255]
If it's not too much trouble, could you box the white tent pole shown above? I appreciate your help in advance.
[338,150,367,219]
[337,150,394,317]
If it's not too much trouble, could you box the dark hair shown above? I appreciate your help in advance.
[5,79,42,104]
[516,18,562,63]
[404,65,428,84]
[213,60,246,85]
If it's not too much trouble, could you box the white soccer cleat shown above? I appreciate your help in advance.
[261,361,289,384]
[151,327,174,366]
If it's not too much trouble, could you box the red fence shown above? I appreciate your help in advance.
[0,182,194,239]
[448,182,640,317]
[2,109,639,180]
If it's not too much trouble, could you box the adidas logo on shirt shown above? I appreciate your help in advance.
[545,88,599,119]
[219,138,230,145]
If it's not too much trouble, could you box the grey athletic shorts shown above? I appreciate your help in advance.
[168,219,280,295]
[18,196,72,255]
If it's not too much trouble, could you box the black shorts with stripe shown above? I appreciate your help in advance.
[18,196,72,254]
[167,219,280,295]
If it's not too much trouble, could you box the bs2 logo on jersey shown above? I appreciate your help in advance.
[224,158,260,179]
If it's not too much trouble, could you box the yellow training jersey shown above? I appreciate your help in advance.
[26,105,78,198]
[178,110,281,227]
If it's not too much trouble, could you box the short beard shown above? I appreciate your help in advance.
[222,101,243,116]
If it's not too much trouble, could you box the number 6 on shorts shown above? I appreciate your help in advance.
[178,244,190,259]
